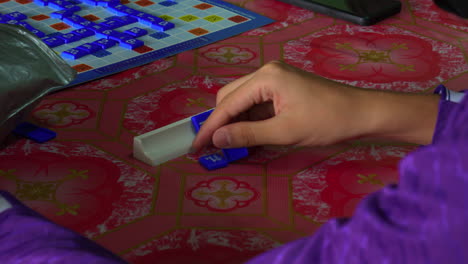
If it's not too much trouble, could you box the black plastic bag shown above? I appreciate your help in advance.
[0,24,76,145]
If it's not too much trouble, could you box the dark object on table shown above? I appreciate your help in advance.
[13,122,57,143]
[0,24,76,146]
[277,0,401,25]
[434,0,468,18]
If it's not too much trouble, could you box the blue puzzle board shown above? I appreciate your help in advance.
[0,0,273,86]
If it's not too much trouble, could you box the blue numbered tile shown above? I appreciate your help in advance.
[118,15,138,25]
[61,48,89,60]
[222,148,249,163]
[108,32,133,42]
[72,27,95,38]
[76,42,102,53]
[159,0,177,6]
[41,36,65,47]
[64,15,91,27]
[29,28,46,38]
[57,32,82,43]
[13,122,56,143]
[119,38,144,49]
[16,21,33,29]
[93,38,118,49]
[82,0,98,5]
[4,19,19,25]
[100,19,124,29]
[4,12,27,21]
[96,0,119,6]
[124,27,147,37]
[50,10,74,19]
[88,24,109,33]
[199,153,229,170]
[140,15,163,26]
[149,31,170,39]
[95,29,118,38]
[151,20,174,31]
[33,0,49,6]
[92,49,111,57]
[191,109,213,133]
[63,5,81,12]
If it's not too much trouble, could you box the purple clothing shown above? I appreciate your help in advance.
[0,85,466,263]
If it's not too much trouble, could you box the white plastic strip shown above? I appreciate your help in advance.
[446,89,466,103]
[0,195,12,214]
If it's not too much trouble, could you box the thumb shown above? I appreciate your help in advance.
[212,118,289,148]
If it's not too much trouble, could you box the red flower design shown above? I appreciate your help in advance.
[33,101,95,128]
[186,177,260,212]
[124,76,221,134]
[293,146,416,222]
[201,45,256,65]
[0,152,122,232]
[304,33,441,83]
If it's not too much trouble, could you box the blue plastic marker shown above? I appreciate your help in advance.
[13,122,56,143]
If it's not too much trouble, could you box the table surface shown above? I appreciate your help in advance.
[1,0,468,263]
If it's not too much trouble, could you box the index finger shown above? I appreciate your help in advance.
[191,75,265,150]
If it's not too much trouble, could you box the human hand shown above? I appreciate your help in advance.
[191,61,439,151]
[191,61,372,150]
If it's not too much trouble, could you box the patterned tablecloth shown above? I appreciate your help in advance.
[1,0,467,263]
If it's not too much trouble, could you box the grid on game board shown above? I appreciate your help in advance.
[0,0,251,71]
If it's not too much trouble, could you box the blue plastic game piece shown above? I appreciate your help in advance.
[64,15,93,27]
[191,109,214,133]
[124,27,147,37]
[92,49,111,57]
[120,38,144,49]
[82,0,98,5]
[16,21,33,29]
[41,36,65,47]
[199,153,229,170]
[159,0,177,6]
[4,19,19,25]
[95,28,116,38]
[149,31,170,39]
[62,47,89,59]
[108,32,134,42]
[49,0,74,9]
[57,32,82,43]
[222,148,249,162]
[151,20,174,31]
[100,19,124,29]
[88,24,109,34]
[96,0,119,6]
[50,10,74,19]
[76,42,102,53]
[93,38,117,49]
[29,28,46,38]
[4,12,27,21]
[72,27,95,38]
[118,15,138,25]
[63,5,81,12]
[139,15,163,26]
[33,0,49,6]
[13,122,56,143]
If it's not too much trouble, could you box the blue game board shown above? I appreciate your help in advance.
[0,0,273,86]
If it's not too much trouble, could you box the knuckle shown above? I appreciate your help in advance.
[236,125,257,146]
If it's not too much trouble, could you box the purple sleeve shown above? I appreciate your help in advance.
[0,191,127,264]
[248,86,468,264]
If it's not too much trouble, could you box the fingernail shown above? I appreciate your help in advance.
[213,130,231,148]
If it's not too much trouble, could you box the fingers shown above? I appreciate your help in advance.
[216,72,254,104]
[192,76,269,150]
[212,117,290,148]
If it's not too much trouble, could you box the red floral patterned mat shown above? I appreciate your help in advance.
[1,0,467,263]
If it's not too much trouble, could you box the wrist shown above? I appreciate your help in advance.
[358,89,440,145]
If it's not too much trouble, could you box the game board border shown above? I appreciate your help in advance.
[65,0,274,87]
